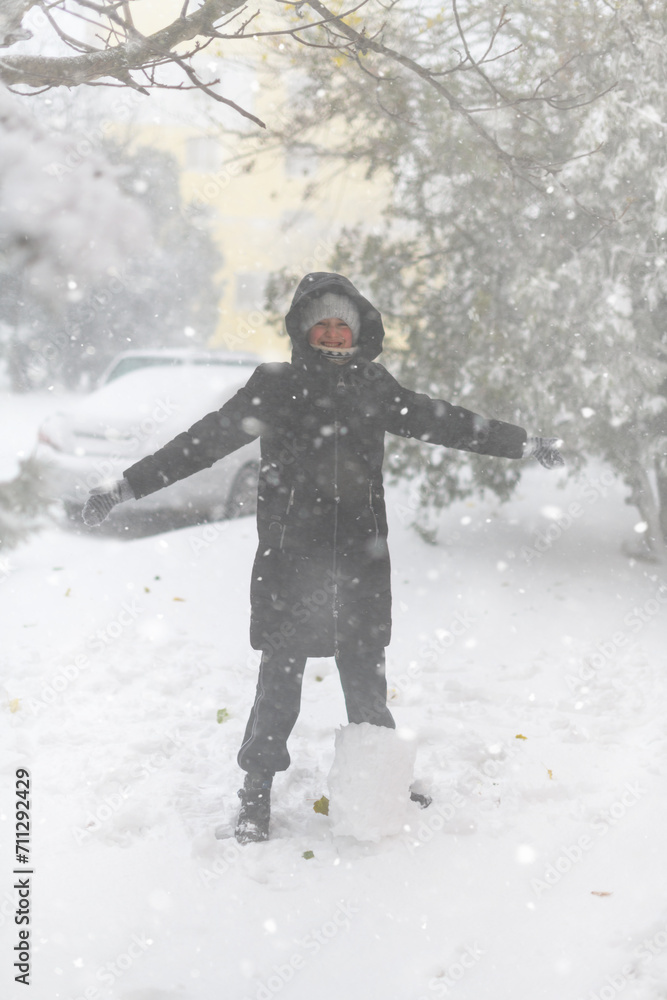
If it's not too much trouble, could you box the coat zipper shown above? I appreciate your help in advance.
[279,485,295,550]
[332,418,341,655]
[332,373,346,655]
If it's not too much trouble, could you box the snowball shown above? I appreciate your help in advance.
[327,723,417,842]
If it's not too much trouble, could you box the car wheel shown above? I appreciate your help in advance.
[224,463,258,519]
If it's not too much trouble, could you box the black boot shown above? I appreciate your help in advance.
[235,772,273,844]
[410,786,432,809]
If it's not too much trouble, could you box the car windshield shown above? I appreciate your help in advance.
[104,356,257,384]
[104,357,182,383]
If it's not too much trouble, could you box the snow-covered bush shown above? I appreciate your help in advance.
[0,456,52,550]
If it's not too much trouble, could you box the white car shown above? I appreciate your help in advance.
[96,348,261,387]
[36,355,262,527]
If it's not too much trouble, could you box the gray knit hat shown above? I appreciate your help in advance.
[299,291,361,343]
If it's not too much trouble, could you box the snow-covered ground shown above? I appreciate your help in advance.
[1,392,667,1000]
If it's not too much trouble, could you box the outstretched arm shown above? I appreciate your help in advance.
[81,365,274,525]
[122,384,260,500]
[380,368,526,458]
[379,367,563,466]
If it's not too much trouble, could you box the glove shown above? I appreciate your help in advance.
[82,478,134,526]
[524,436,564,469]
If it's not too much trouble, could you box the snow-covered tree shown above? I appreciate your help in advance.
[0,79,149,386]
[3,138,223,390]
[0,84,145,293]
[0,457,52,550]
[0,82,147,539]
[262,1,667,559]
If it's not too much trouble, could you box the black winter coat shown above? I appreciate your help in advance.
[124,273,527,656]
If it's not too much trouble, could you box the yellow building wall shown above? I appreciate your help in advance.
[185,151,389,359]
[112,3,390,360]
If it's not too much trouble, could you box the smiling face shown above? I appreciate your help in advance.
[307,318,354,349]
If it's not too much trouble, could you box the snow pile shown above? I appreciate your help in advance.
[327,722,417,841]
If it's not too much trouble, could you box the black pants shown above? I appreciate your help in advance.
[237,639,395,774]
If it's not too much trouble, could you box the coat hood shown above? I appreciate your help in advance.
[285,272,385,364]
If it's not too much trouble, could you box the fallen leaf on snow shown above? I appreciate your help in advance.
[313,796,329,815]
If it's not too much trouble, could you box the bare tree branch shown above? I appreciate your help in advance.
[304,0,540,181]
[171,53,266,128]
[0,0,615,156]
[451,0,525,117]
[300,0,617,185]
[210,0,369,40]
[0,0,381,126]
[0,0,249,88]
